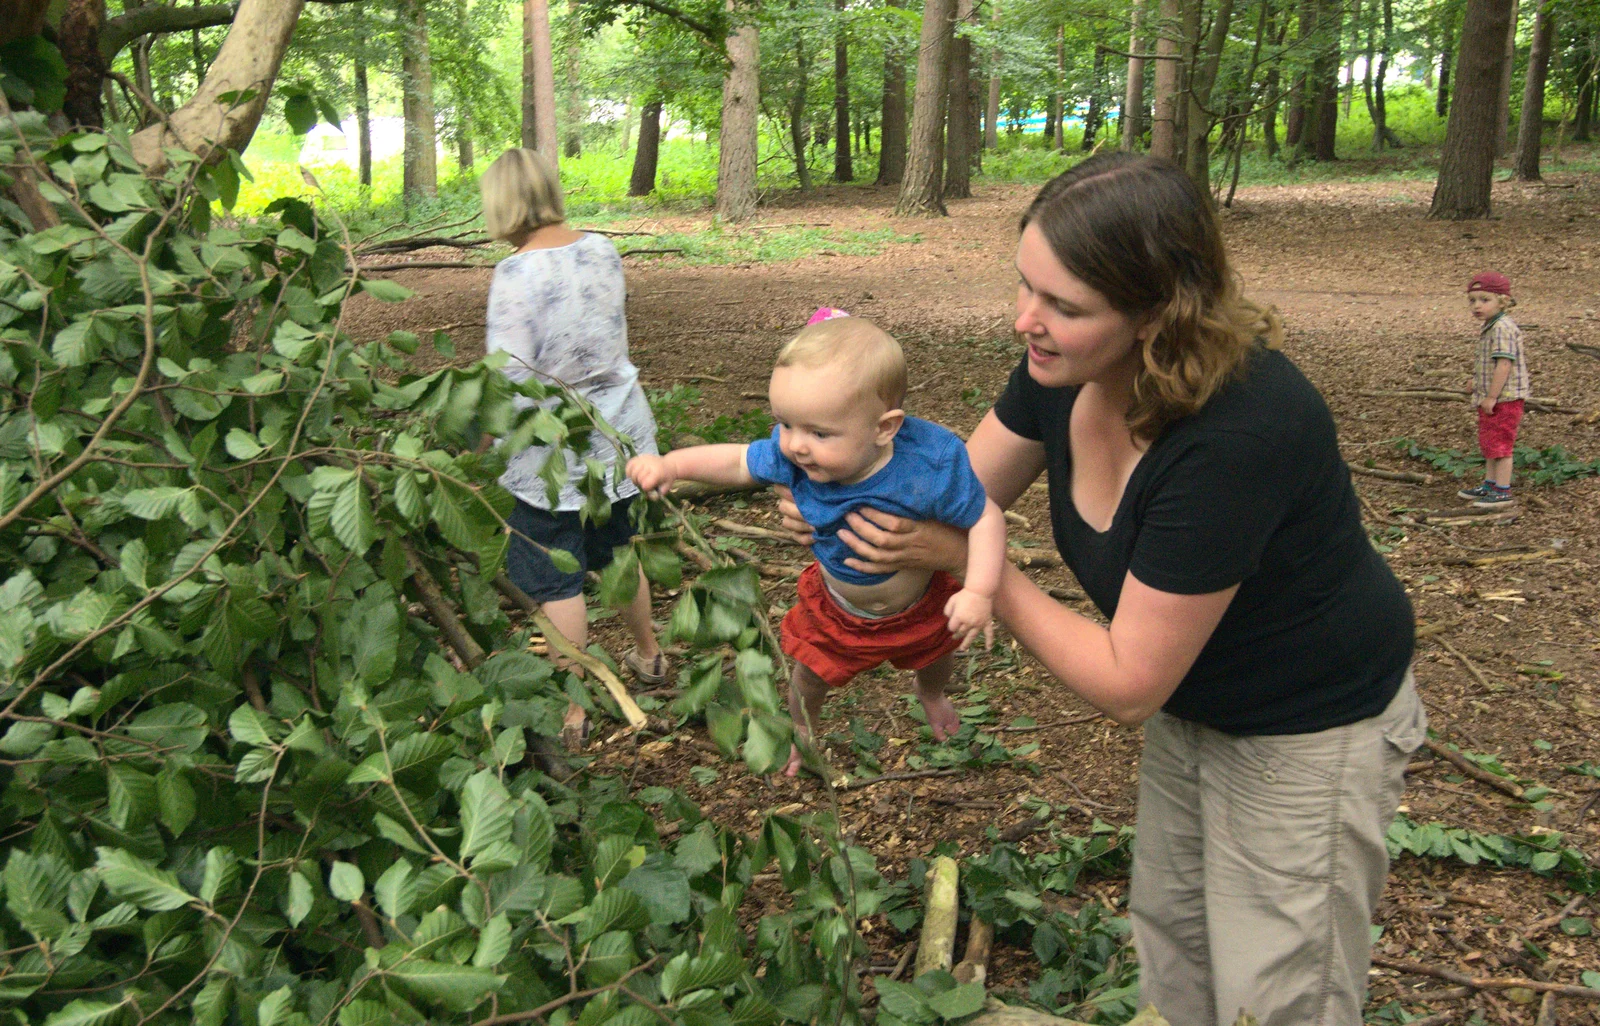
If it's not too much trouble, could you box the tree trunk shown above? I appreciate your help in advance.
[525,0,559,164]
[400,0,437,198]
[60,0,107,129]
[1123,1,1145,149]
[877,0,908,184]
[716,3,759,221]
[354,45,372,186]
[1512,0,1553,179]
[629,98,663,195]
[1182,0,1235,188]
[1370,0,1399,150]
[1150,0,1181,158]
[1261,0,1281,156]
[1429,0,1514,218]
[895,0,954,214]
[0,0,49,48]
[789,9,812,192]
[1575,45,1595,142]
[1436,20,1454,117]
[946,0,974,197]
[833,0,852,181]
[1342,0,1359,117]
[984,3,1001,149]
[563,0,583,157]
[1054,23,1067,150]
[191,0,206,83]
[1172,0,1202,170]
[129,0,305,170]
[1495,0,1519,155]
[1084,44,1106,149]
[457,111,474,169]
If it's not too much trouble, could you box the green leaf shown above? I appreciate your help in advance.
[1559,917,1592,936]
[229,705,279,746]
[575,887,649,944]
[873,981,936,1024]
[706,703,744,758]
[386,960,505,1011]
[459,770,515,863]
[472,913,512,967]
[331,476,378,553]
[592,836,644,889]
[120,486,192,520]
[95,847,195,911]
[581,930,637,986]
[192,976,233,1026]
[548,548,580,574]
[43,999,125,1026]
[373,860,415,920]
[361,279,414,303]
[154,766,196,837]
[224,428,263,460]
[286,870,313,926]
[925,982,986,1020]
[339,1001,392,1026]
[52,320,99,367]
[283,91,318,134]
[258,986,294,1026]
[329,862,364,902]
[199,847,239,905]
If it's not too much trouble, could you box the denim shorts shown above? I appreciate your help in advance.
[506,496,638,602]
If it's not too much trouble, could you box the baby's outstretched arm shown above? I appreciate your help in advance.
[944,498,1006,650]
[627,444,756,498]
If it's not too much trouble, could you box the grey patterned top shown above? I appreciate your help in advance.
[487,232,658,511]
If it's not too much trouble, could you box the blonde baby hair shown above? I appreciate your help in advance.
[775,317,908,409]
[1468,290,1518,311]
[480,148,565,243]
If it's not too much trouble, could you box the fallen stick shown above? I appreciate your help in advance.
[1046,585,1088,601]
[1003,509,1033,530]
[1422,738,1526,801]
[1416,618,1464,638]
[844,768,964,789]
[1349,463,1433,485]
[1525,893,1590,942]
[1565,342,1600,361]
[1010,548,1063,569]
[1370,956,1600,1001]
[712,519,799,544]
[1536,992,1557,1026]
[953,918,994,985]
[1357,388,1577,413]
[403,542,487,668]
[915,856,960,978]
[742,221,833,230]
[889,942,916,981]
[1424,510,1519,526]
[1441,548,1558,568]
[985,712,1106,733]
[1432,637,1501,696]
[492,574,649,730]
[668,481,767,501]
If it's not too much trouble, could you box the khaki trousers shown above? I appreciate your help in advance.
[1130,674,1426,1026]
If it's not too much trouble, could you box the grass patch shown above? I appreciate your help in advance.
[617,224,917,265]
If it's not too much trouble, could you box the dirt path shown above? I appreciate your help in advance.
[344,174,1600,1025]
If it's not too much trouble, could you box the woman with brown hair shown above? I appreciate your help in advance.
[779,154,1424,1025]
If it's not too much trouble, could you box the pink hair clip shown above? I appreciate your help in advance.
[806,307,851,325]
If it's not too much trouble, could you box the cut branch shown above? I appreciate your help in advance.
[1349,463,1433,484]
[1370,956,1600,1000]
[401,541,486,668]
[915,856,959,978]
[952,917,993,985]
[1422,737,1526,800]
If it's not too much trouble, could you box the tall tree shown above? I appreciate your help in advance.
[1083,37,1106,149]
[788,4,812,191]
[1123,1,1146,150]
[1150,0,1181,158]
[129,0,306,169]
[525,0,559,163]
[1262,0,1283,156]
[1181,0,1236,186]
[354,29,372,187]
[896,0,955,214]
[1047,24,1064,148]
[1513,0,1554,178]
[946,0,975,197]
[834,0,852,181]
[877,0,909,183]
[630,98,664,194]
[984,3,1001,149]
[60,0,107,128]
[1430,0,1514,218]
[716,1,760,221]
[1363,0,1402,149]
[564,0,584,157]
[1495,0,1521,154]
[402,0,438,198]
[1436,15,1455,116]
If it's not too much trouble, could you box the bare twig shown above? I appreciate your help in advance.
[843,768,963,788]
[1371,956,1600,1000]
[984,712,1105,733]
[1422,738,1526,801]
[1431,637,1500,696]
[1349,463,1433,484]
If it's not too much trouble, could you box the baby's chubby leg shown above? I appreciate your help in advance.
[913,654,962,742]
[785,661,832,778]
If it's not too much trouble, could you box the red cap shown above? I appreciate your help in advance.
[1468,271,1511,296]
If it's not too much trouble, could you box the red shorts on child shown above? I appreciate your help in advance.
[780,563,964,687]
[1477,399,1524,460]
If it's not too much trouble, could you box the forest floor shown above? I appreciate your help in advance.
[344,171,1600,1025]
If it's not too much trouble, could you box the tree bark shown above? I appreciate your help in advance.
[1261,0,1281,156]
[1150,0,1181,159]
[99,1,235,62]
[400,0,437,198]
[1495,0,1519,155]
[1575,43,1595,142]
[984,2,1001,149]
[629,98,663,195]
[834,0,852,181]
[525,0,559,164]
[563,0,583,157]
[1436,17,1455,117]
[1122,0,1145,150]
[0,0,49,48]
[457,111,474,169]
[1513,0,1553,179]
[1084,43,1105,149]
[789,6,812,192]
[716,2,760,221]
[896,0,954,214]
[945,0,974,197]
[354,42,372,186]
[60,0,107,128]
[876,0,908,184]
[129,0,304,170]
[1430,0,1514,218]
[1182,0,1235,187]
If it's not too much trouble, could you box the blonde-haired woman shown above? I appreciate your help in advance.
[777,154,1424,1025]
[480,148,666,684]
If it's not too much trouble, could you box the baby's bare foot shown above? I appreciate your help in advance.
[918,691,962,742]
[784,743,804,777]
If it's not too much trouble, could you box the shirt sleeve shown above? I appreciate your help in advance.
[991,356,1045,441]
[1129,430,1301,595]
[485,263,541,386]
[936,440,990,529]
[743,427,798,487]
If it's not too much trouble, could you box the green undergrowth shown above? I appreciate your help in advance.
[1392,438,1600,486]
[617,225,919,266]
[649,385,773,449]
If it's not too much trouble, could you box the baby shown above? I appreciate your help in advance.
[627,313,1006,776]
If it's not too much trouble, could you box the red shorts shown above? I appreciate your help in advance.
[1477,399,1524,460]
[780,564,964,687]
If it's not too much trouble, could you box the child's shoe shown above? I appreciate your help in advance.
[1471,486,1514,509]
[1458,480,1498,501]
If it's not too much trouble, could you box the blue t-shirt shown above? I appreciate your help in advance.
[745,417,988,585]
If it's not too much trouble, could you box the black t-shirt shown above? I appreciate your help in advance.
[993,347,1414,735]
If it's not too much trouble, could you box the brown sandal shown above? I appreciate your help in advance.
[624,648,668,686]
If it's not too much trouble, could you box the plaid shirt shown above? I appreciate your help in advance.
[1474,314,1530,403]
